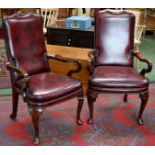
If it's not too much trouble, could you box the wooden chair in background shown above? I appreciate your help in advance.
[40,8,59,34]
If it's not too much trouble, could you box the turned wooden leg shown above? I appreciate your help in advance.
[138,92,149,125]
[29,107,43,144]
[123,94,128,102]
[77,93,84,125]
[10,89,19,119]
[86,91,98,124]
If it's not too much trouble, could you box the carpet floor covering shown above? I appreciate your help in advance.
[0,85,155,146]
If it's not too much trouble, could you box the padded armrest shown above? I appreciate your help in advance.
[132,51,152,76]
[46,53,82,76]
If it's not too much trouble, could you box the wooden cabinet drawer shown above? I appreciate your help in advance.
[69,30,94,48]
[47,28,69,46]
[47,26,94,48]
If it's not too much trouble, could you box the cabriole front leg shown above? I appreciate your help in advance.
[86,91,98,124]
[138,91,149,125]
[77,93,84,125]
[29,107,43,144]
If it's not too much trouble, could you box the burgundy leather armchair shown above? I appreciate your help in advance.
[3,13,84,144]
[87,10,152,125]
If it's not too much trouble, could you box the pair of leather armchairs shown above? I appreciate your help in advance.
[3,10,152,144]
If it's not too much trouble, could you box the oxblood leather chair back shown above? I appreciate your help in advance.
[86,10,152,126]
[4,13,49,80]
[95,11,135,67]
[3,13,84,144]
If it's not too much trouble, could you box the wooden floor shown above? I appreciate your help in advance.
[46,44,91,93]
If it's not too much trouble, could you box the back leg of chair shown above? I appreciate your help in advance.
[123,94,128,102]
[29,107,43,145]
[138,91,149,125]
[10,88,19,119]
[77,93,84,125]
[86,91,98,124]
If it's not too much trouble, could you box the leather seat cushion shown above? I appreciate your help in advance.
[90,66,148,88]
[16,72,82,102]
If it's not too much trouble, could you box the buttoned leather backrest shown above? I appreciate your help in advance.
[95,10,135,67]
[3,13,49,79]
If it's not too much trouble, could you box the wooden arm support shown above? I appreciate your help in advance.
[6,62,29,78]
[132,51,152,76]
[6,62,29,100]
[46,53,82,76]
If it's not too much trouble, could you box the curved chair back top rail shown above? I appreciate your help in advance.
[3,13,49,80]
[95,10,135,67]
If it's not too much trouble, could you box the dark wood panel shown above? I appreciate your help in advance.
[47,22,94,48]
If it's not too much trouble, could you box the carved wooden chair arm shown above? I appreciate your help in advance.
[46,53,82,76]
[6,62,29,101]
[132,51,152,76]
[87,49,98,75]
[6,62,29,78]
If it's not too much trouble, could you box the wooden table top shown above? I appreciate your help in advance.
[46,44,91,61]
